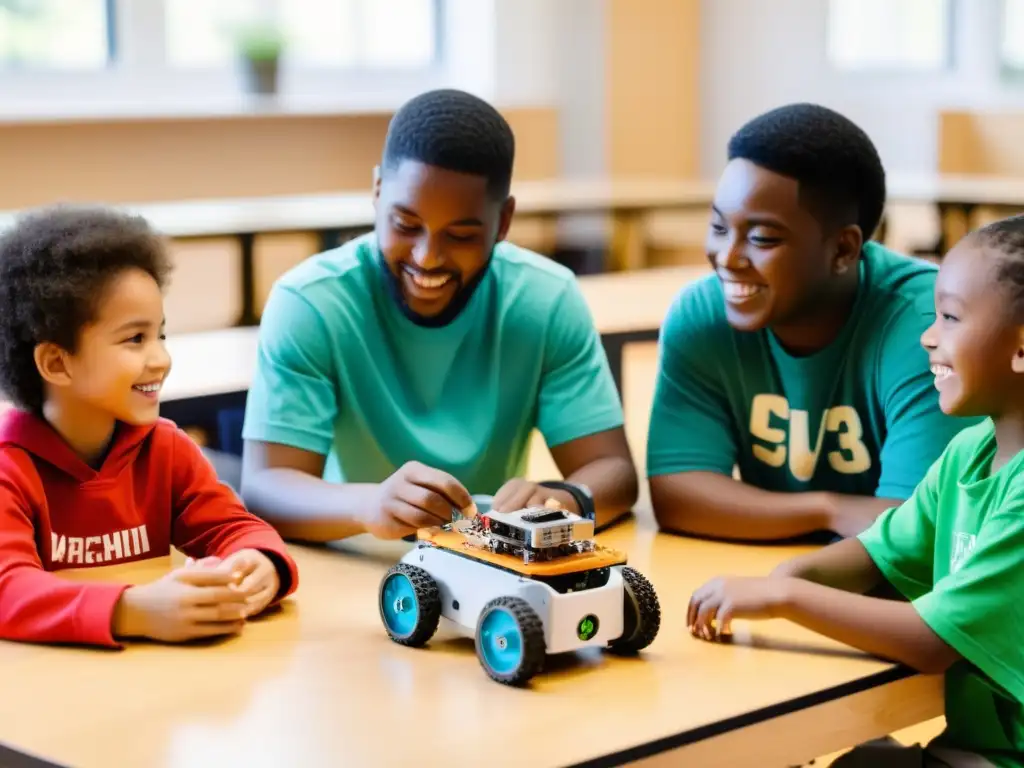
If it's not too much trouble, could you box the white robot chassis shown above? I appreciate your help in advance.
[378,502,661,686]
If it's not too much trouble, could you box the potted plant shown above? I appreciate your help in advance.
[235,21,285,96]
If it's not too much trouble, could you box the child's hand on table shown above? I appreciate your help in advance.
[205,549,281,617]
[687,576,792,641]
[112,565,250,643]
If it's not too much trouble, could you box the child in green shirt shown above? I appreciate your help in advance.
[688,215,1024,766]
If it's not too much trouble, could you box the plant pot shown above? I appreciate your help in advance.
[240,57,279,96]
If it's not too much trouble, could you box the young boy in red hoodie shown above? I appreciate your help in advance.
[0,205,299,648]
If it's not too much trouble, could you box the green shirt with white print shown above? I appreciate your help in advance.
[647,242,979,501]
[859,418,1024,763]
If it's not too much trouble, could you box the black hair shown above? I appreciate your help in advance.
[381,88,516,200]
[0,204,172,413]
[972,214,1024,321]
[727,102,887,240]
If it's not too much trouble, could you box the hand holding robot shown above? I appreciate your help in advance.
[363,461,478,540]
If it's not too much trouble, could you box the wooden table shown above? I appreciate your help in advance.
[3,172,1016,327]
[0,518,941,768]
[887,171,1024,208]
[886,171,1024,253]
[0,179,716,241]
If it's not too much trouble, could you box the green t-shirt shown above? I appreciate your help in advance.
[859,419,1024,764]
[647,242,978,499]
[241,233,623,494]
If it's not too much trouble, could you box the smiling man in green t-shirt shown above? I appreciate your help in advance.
[238,89,637,541]
[647,103,978,542]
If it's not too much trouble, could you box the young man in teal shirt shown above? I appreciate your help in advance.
[239,89,637,541]
[648,103,978,542]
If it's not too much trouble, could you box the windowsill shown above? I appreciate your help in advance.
[0,92,408,125]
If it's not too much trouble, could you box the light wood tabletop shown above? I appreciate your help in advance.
[0,178,718,239]
[2,173,1019,243]
[0,517,942,768]
[885,171,1024,207]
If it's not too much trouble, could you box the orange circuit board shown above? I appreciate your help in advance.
[416,527,628,577]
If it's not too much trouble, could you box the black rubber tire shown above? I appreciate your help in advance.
[378,563,442,647]
[607,566,661,655]
[474,596,547,686]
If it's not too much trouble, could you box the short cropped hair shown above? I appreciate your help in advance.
[381,88,516,199]
[0,205,172,413]
[727,103,887,240]
[973,214,1024,321]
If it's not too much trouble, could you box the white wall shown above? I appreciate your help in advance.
[492,0,607,180]
[493,0,609,243]
[699,0,1024,176]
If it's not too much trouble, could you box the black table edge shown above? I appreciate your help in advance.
[0,665,915,768]
[561,664,916,768]
[0,742,68,768]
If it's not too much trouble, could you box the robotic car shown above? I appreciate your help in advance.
[377,500,661,686]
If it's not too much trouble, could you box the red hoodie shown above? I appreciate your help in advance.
[0,409,299,648]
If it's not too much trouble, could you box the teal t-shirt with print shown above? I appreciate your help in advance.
[241,233,624,494]
[646,242,979,499]
[859,419,1024,764]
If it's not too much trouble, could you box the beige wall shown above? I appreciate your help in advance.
[0,108,559,209]
[605,0,700,177]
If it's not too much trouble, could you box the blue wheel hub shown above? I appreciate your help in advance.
[381,573,418,637]
[479,609,523,675]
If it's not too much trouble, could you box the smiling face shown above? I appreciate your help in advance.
[373,159,513,320]
[706,158,862,347]
[921,238,1024,417]
[38,267,171,430]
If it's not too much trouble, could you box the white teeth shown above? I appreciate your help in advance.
[133,383,161,393]
[722,281,762,300]
[408,270,451,289]
[931,364,953,380]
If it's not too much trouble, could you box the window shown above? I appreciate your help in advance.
[0,0,449,119]
[1001,0,1024,74]
[0,0,111,70]
[164,0,438,70]
[826,0,952,72]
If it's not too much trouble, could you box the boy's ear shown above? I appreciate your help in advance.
[371,165,381,203]
[33,342,73,388]
[1012,328,1024,374]
[1013,348,1024,375]
[832,224,863,276]
[496,195,516,243]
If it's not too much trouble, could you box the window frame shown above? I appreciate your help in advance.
[999,0,1024,81]
[0,0,451,121]
[0,0,118,72]
[824,0,956,75]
